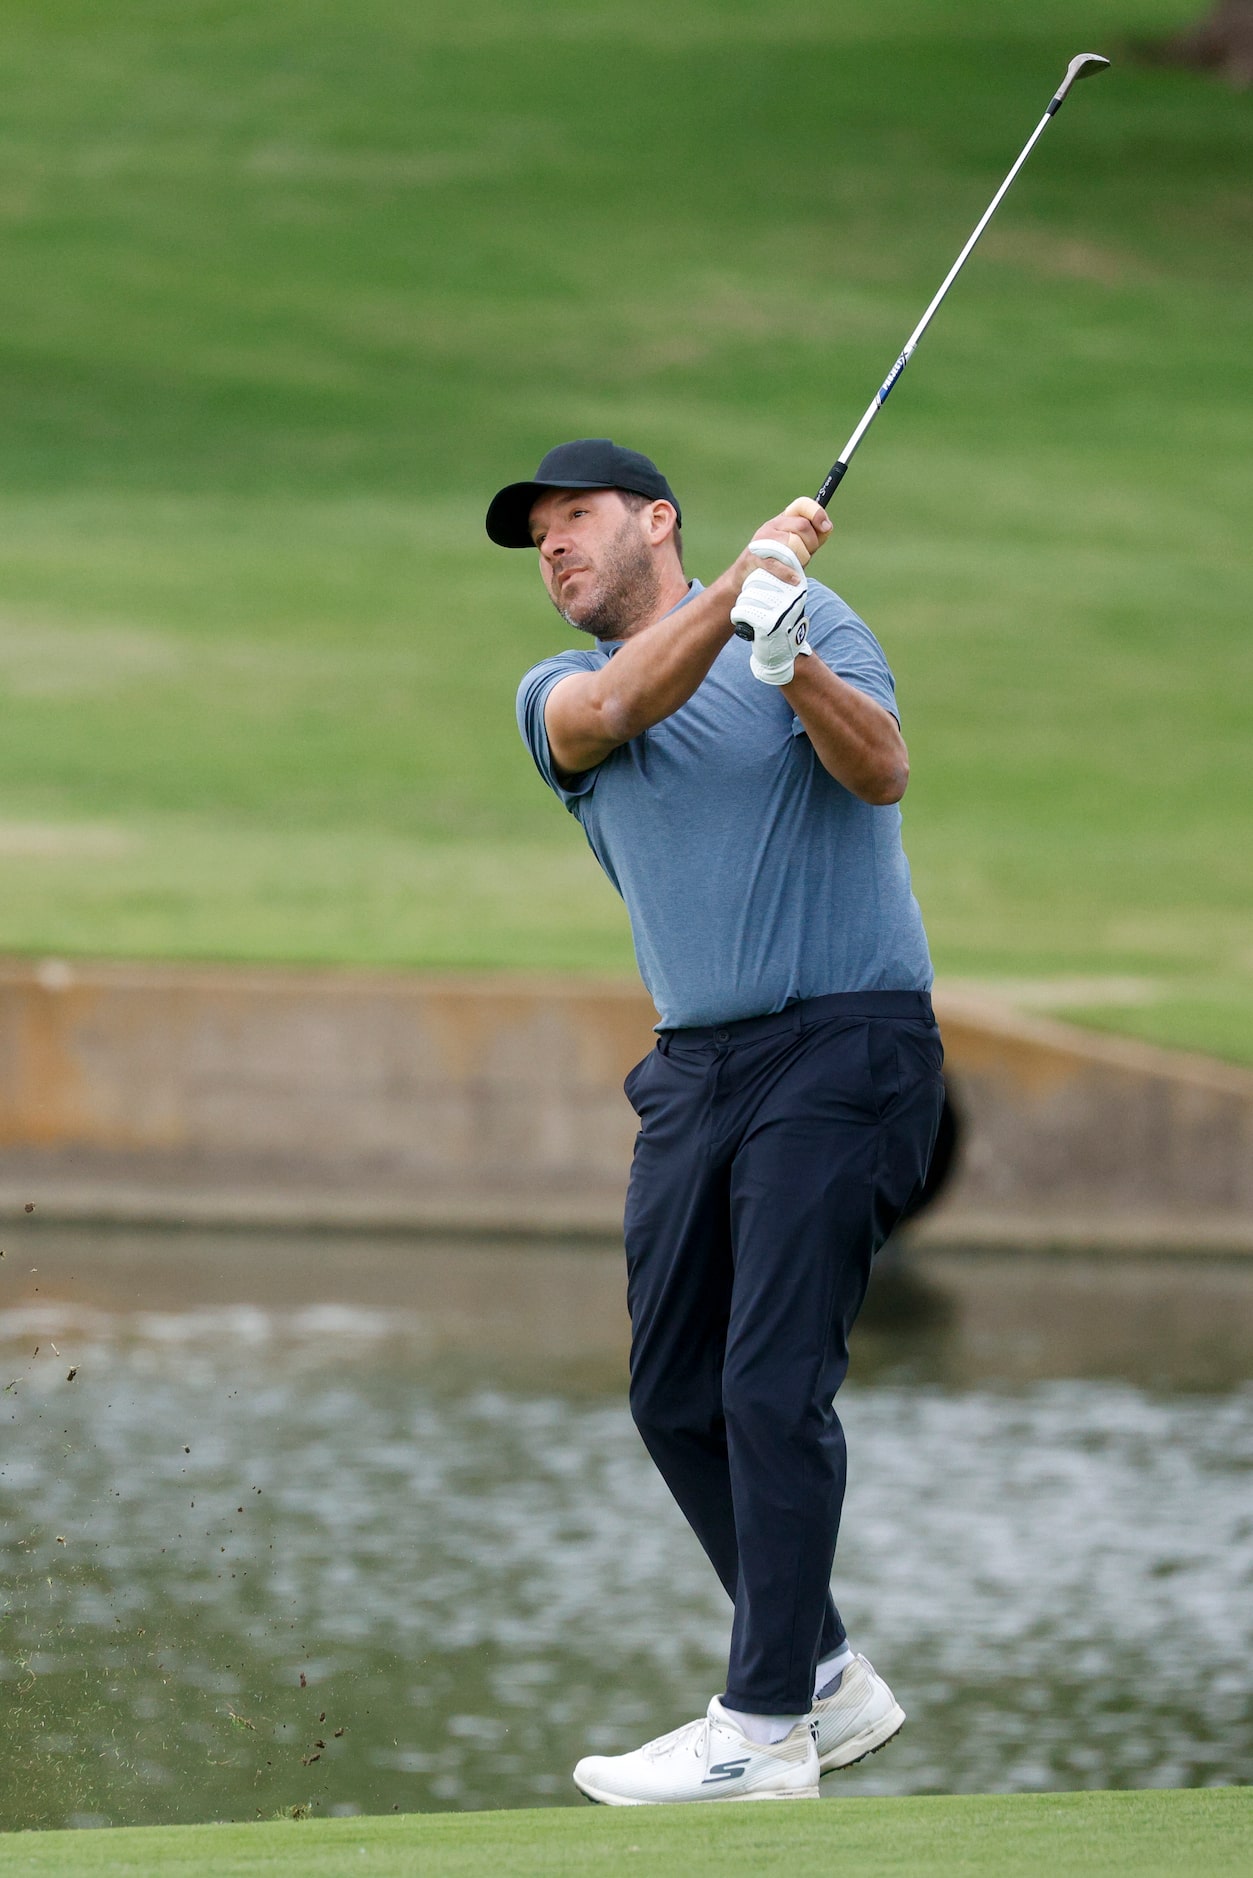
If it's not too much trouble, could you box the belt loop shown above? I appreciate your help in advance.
[657,1031,672,1058]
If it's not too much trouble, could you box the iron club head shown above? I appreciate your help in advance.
[1054,52,1111,107]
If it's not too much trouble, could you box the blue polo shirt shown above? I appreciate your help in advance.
[516,578,933,1029]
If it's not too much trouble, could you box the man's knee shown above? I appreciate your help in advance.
[629,1364,723,1454]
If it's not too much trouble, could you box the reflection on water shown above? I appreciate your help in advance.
[0,1227,1250,1828]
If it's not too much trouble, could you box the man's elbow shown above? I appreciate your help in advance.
[860,753,909,806]
[598,689,643,749]
[548,688,636,771]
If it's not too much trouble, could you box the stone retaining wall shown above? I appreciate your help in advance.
[0,960,1249,1251]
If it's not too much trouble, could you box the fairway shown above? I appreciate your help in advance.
[2,1788,1249,1877]
[0,0,1249,1059]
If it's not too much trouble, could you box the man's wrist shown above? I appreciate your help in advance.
[754,639,812,687]
[779,641,816,688]
[710,564,749,628]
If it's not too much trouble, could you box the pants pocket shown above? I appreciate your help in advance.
[623,1048,657,1111]
[893,1020,945,1100]
[862,1018,944,1121]
[864,1020,900,1120]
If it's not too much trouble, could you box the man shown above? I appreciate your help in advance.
[487,439,944,1805]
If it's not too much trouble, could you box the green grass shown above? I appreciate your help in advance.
[0,2,1249,1055]
[1,1789,1249,1877]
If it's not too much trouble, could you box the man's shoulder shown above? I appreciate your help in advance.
[802,576,862,626]
[802,579,887,654]
[515,644,615,797]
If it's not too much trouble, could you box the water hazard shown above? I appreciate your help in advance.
[1,1227,1250,1828]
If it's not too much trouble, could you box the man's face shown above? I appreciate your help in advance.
[528,487,661,640]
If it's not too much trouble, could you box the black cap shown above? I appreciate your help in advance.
[485,439,681,548]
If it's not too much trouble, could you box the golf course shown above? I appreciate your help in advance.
[1,1788,1249,1876]
[0,0,1248,1058]
[0,0,1250,1868]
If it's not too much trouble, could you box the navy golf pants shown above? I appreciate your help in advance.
[622,990,944,1715]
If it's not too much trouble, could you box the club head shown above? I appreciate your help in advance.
[1067,52,1111,84]
[1054,52,1111,106]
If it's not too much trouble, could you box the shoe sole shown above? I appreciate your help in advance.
[575,1781,820,1806]
[818,1701,906,1774]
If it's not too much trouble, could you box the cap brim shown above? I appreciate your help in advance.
[485,479,617,549]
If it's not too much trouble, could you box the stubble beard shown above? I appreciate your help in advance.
[553,517,662,642]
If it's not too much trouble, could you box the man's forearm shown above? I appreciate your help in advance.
[544,571,749,775]
[783,656,910,804]
[590,572,740,746]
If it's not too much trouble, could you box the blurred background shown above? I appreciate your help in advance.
[0,0,1250,1835]
[0,0,1247,1054]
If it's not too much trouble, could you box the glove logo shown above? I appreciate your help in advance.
[795,620,808,644]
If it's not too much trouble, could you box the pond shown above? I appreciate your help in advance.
[1,1225,1250,1829]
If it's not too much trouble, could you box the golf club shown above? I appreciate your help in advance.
[814,52,1110,508]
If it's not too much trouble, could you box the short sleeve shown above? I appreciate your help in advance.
[516,650,606,806]
[798,580,900,726]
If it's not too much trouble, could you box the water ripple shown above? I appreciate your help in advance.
[0,1309,1249,1824]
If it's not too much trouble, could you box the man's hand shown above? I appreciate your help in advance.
[723,496,831,687]
[730,541,814,686]
[740,496,831,576]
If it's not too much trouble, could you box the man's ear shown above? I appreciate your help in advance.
[649,500,678,545]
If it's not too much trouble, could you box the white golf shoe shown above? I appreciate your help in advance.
[811,1653,906,1773]
[572,1696,820,1805]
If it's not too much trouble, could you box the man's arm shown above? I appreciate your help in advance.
[543,499,831,778]
[783,657,910,804]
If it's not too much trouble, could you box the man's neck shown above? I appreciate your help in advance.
[611,571,693,643]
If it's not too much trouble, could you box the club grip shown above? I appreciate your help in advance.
[815,460,848,508]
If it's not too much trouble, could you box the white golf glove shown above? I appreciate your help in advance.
[730,539,814,687]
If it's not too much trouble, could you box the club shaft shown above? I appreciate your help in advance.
[815,81,1080,508]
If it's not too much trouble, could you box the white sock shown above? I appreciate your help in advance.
[722,1705,807,1746]
[813,1643,854,1702]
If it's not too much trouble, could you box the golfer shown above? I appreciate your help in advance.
[487,439,944,1804]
